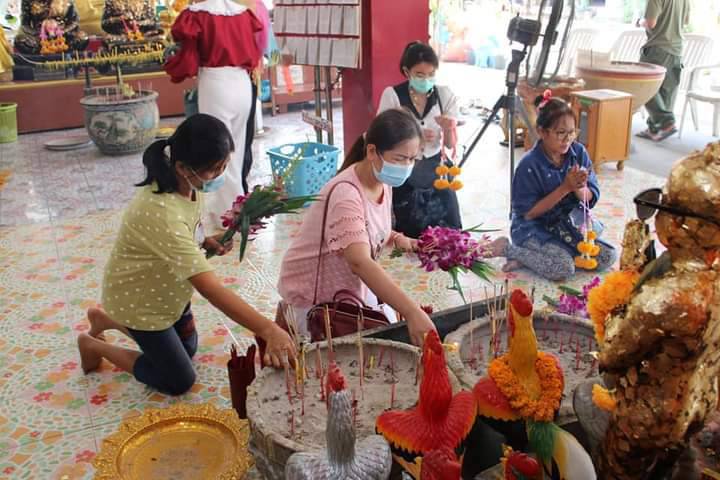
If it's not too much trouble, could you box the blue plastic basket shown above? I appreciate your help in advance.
[267,142,340,198]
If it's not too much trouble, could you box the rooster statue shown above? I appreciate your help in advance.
[285,363,392,480]
[376,330,476,479]
[473,289,596,479]
[502,446,542,480]
[419,449,461,480]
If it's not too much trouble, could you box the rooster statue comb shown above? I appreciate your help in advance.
[376,330,476,479]
[285,364,392,480]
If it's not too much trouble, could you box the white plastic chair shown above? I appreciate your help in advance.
[679,63,720,138]
[559,28,599,76]
[609,29,647,62]
[677,34,715,131]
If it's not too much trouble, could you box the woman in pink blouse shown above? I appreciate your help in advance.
[277,109,436,346]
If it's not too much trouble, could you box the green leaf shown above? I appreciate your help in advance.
[463,223,501,234]
[238,214,251,262]
[558,285,583,297]
[389,247,404,259]
[449,268,467,304]
[543,295,559,308]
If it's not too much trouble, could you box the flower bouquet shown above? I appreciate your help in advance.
[208,180,317,261]
[542,276,600,318]
[416,225,497,303]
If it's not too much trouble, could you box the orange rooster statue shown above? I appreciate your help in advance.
[376,330,476,479]
[285,363,392,480]
[473,289,596,479]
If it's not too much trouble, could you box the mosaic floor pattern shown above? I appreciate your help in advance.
[0,107,665,479]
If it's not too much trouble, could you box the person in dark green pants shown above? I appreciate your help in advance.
[636,0,690,142]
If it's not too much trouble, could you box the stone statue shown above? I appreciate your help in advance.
[14,0,88,54]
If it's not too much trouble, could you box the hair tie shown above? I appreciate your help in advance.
[538,89,553,109]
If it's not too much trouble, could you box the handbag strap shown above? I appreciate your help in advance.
[312,179,374,305]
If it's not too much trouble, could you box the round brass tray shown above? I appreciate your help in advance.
[93,403,252,480]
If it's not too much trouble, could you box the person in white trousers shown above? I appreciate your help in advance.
[165,0,263,232]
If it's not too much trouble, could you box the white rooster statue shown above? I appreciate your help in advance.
[285,362,392,480]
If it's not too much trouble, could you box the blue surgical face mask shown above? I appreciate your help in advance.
[187,167,226,193]
[409,76,435,94]
[372,153,413,187]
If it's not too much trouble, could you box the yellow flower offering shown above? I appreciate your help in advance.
[435,165,449,176]
[433,178,450,190]
[449,166,462,177]
[449,180,463,191]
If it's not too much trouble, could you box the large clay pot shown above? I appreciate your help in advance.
[80,87,159,155]
[576,61,666,113]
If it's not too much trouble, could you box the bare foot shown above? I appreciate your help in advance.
[78,334,103,374]
[502,260,522,273]
[87,307,114,341]
[486,237,509,258]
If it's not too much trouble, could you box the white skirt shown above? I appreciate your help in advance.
[198,66,253,234]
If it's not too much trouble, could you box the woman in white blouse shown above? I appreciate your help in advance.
[377,41,462,238]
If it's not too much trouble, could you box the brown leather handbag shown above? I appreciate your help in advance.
[305,180,391,342]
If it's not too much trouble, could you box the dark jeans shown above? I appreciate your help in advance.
[392,152,462,239]
[241,80,259,194]
[127,303,199,396]
[640,45,683,132]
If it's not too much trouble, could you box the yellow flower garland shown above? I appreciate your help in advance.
[591,384,616,412]
[586,270,639,344]
[488,352,563,422]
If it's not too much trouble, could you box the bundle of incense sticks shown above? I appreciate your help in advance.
[357,311,365,399]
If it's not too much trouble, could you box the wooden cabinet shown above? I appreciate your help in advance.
[265,65,342,116]
[570,89,633,170]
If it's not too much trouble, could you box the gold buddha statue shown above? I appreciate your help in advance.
[14,0,88,54]
[100,0,161,39]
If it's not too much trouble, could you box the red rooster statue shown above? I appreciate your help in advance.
[420,448,461,480]
[285,363,392,480]
[376,330,476,479]
[473,289,595,479]
[502,446,541,480]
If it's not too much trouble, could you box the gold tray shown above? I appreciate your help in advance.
[93,403,252,480]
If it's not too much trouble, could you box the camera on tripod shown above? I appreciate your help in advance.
[506,15,541,47]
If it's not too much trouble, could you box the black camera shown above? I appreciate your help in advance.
[506,15,541,47]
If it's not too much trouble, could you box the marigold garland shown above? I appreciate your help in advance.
[586,270,639,344]
[488,352,563,422]
[591,384,616,412]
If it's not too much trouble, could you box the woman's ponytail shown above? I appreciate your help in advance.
[338,135,366,172]
[136,139,180,193]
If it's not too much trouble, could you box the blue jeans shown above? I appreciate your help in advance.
[127,303,198,395]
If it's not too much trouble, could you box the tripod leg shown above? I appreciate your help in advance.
[459,97,506,168]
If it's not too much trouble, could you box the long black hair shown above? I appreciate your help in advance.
[399,41,439,76]
[534,96,576,130]
[339,108,422,172]
[136,113,235,194]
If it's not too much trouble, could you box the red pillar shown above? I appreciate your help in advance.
[341,0,430,152]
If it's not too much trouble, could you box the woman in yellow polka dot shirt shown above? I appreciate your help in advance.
[76,114,296,395]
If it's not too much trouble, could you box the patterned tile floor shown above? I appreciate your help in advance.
[0,104,665,479]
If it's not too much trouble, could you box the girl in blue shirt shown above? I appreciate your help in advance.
[487,97,616,281]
